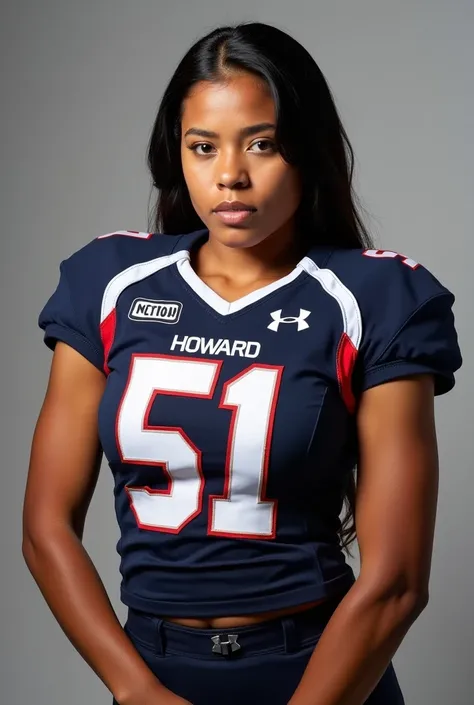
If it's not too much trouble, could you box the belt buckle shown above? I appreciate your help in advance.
[211,633,241,656]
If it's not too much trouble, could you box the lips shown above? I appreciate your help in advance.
[213,201,257,212]
[213,208,256,225]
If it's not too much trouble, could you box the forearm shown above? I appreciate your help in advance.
[288,578,426,705]
[22,524,166,704]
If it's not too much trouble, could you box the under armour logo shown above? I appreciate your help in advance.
[211,634,241,656]
[268,308,311,332]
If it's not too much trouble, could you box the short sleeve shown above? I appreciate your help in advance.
[359,291,462,395]
[38,259,104,372]
[344,250,464,398]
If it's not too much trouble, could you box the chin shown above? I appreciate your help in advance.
[212,226,269,249]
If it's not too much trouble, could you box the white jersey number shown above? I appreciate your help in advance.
[363,249,419,269]
[117,354,282,538]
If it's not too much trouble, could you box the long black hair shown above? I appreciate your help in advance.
[146,21,375,555]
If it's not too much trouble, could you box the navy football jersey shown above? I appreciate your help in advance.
[38,228,462,617]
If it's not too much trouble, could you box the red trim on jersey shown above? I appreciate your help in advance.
[336,332,358,413]
[207,363,283,540]
[100,309,116,375]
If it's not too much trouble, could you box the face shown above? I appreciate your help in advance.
[180,72,303,250]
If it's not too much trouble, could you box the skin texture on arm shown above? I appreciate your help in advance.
[22,342,191,705]
[288,374,438,705]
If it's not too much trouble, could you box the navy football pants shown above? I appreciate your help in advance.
[113,594,405,705]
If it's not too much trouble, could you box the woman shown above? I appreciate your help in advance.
[23,21,462,705]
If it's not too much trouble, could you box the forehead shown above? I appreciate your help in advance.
[181,74,275,127]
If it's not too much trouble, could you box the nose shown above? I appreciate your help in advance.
[216,150,250,190]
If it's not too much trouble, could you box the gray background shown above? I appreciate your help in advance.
[2,1,473,703]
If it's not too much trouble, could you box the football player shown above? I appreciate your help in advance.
[23,21,461,705]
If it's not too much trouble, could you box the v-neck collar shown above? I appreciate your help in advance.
[175,253,306,316]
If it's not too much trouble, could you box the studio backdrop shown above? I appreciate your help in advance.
[1,2,472,704]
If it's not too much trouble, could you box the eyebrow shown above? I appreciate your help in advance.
[183,122,276,139]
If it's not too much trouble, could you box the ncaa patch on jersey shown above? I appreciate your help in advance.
[128,298,183,324]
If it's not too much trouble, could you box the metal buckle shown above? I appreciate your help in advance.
[211,633,241,656]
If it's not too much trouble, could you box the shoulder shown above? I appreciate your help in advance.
[321,247,452,307]
[38,228,200,371]
[58,228,202,311]
[303,244,456,346]
[304,245,462,396]
[60,228,192,283]
[310,246,457,338]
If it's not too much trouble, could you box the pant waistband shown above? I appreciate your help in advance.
[124,593,345,658]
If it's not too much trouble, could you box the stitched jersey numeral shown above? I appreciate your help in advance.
[363,249,419,270]
[117,354,282,538]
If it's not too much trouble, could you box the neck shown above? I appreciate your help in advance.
[195,224,305,284]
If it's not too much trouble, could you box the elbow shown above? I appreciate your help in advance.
[22,522,63,587]
[22,525,67,581]
[22,534,39,577]
[22,527,44,569]
[22,521,68,569]
[384,586,429,622]
[23,510,43,556]
[22,505,79,564]
[358,573,430,621]
[402,587,429,618]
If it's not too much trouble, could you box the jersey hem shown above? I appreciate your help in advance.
[119,570,356,618]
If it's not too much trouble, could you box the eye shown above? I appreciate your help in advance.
[189,143,215,156]
[187,139,277,156]
[249,139,277,153]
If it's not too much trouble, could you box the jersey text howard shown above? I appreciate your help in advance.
[170,334,261,358]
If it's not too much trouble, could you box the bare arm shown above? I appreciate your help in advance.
[288,374,438,705]
[22,342,190,705]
